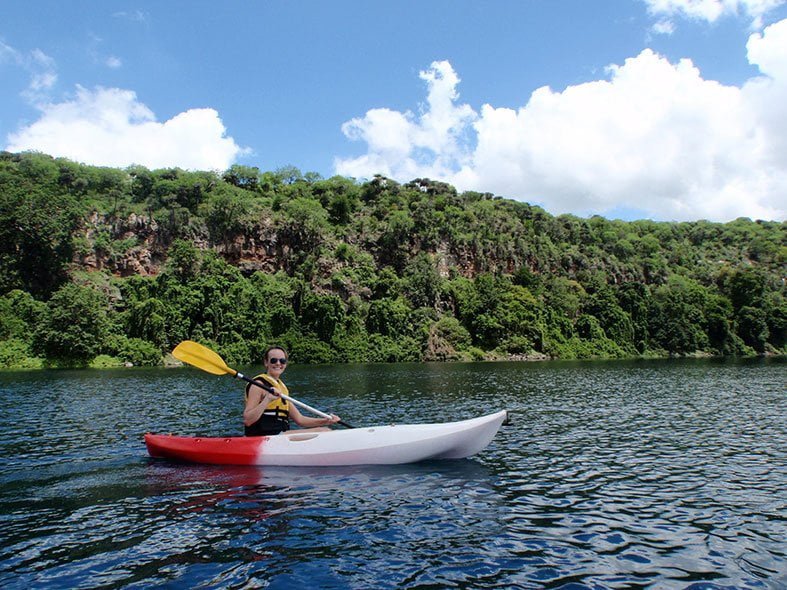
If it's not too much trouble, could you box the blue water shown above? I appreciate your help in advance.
[1,358,785,588]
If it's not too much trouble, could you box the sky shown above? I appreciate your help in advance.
[2,1,787,223]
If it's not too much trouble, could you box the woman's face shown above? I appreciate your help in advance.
[264,348,288,378]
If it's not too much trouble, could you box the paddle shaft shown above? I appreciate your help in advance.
[235,371,354,429]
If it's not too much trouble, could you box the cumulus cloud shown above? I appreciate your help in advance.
[339,61,477,181]
[335,22,787,222]
[6,86,246,171]
[644,0,787,31]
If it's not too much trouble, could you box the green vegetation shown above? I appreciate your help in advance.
[1,151,784,368]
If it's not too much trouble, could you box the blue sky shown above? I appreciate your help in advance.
[2,0,787,222]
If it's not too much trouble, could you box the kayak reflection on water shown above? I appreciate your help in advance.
[143,459,497,521]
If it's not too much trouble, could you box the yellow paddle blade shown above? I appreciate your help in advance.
[172,340,235,376]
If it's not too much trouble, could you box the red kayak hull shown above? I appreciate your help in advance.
[145,434,264,465]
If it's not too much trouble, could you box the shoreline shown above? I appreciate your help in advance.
[2,350,783,372]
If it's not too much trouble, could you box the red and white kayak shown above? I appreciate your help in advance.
[145,410,508,466]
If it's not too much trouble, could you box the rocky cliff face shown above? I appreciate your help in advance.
[76,210,532,284]
[76,212,163,276]
[75,211,309,278]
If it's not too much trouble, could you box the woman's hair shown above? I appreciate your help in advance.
[263,345,288,361]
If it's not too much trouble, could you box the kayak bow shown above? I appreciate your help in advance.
[145,410,507,466]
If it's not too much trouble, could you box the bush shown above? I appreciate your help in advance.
[89,354,124,368]
[105,334,162,366]
[216,339,253,366]
[0,338,43,369]
[0,290,46,342]
[333,334,374,363]
[288,336,334,364]
[365,334,421,362]
[500,335,534,354]
[33,283,110,363]
[424,316,472,361]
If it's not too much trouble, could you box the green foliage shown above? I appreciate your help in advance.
[1,152,784,368]
[107,334,163,366]
[222,164,261,191]
[736,306,769,353]
[648,279,710,354]
[202,184,254,245]
[425,315,472,360]
[32,283,111,364]
[300,292,345,341]
[0,154,83,296]
[0,338,43,369]
[165,239,202,282]
[366,297,411,337]
[0,290,46,342]
[277,197,330,265]
[287,334,334,364]
[403,254,443,309]
[89,355,125,368]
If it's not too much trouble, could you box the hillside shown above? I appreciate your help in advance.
[0,151,784,368]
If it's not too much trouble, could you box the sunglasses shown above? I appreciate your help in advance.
[268,357,287,365]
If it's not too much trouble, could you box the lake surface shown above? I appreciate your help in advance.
[1,358,785,589]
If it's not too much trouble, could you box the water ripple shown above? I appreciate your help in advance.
[0,359,785,588]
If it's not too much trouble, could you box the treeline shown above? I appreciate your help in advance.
[0,151,784,369]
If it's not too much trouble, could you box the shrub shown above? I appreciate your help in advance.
[0,338,43,369]
[107,334,162,366]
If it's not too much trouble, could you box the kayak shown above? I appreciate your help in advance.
[145,410,508,466]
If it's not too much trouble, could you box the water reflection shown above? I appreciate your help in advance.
[130,459,506,589]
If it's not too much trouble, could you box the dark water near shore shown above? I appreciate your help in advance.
[1,358,785,589]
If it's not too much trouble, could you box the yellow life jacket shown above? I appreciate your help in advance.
[244,374,290,436]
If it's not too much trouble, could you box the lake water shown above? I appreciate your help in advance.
[0,358,785,589]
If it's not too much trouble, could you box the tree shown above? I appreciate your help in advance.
[222,164,261,191]
[377,210,414,272]
[33,284,111,363]
[0,158,82,296]
[0,289,46,341]
[736,306,768,353]
[277,198,330,263]
[165,239,202,282]
[300,292,346,341]
[721,268,767,311]
[403,254,443,309]
[202,185,252,248]
[648,281,709,354]
[366,297,411,337]
[582,284,635,350]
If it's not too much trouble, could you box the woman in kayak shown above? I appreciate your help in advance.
[243,346,341,436]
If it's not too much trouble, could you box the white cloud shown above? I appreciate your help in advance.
[0,41,57,102]
[338,61,477,181]
[6,86,246,171]
[644,0,787,31]
[335,22,787,222]
[652,19,677,34]
[112,10,148,23]
[744,19,787,172]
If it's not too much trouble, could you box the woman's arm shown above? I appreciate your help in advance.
[288,403,340,428]
[243,383,276,427]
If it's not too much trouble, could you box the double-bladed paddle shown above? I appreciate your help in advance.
[172,340,353,428]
